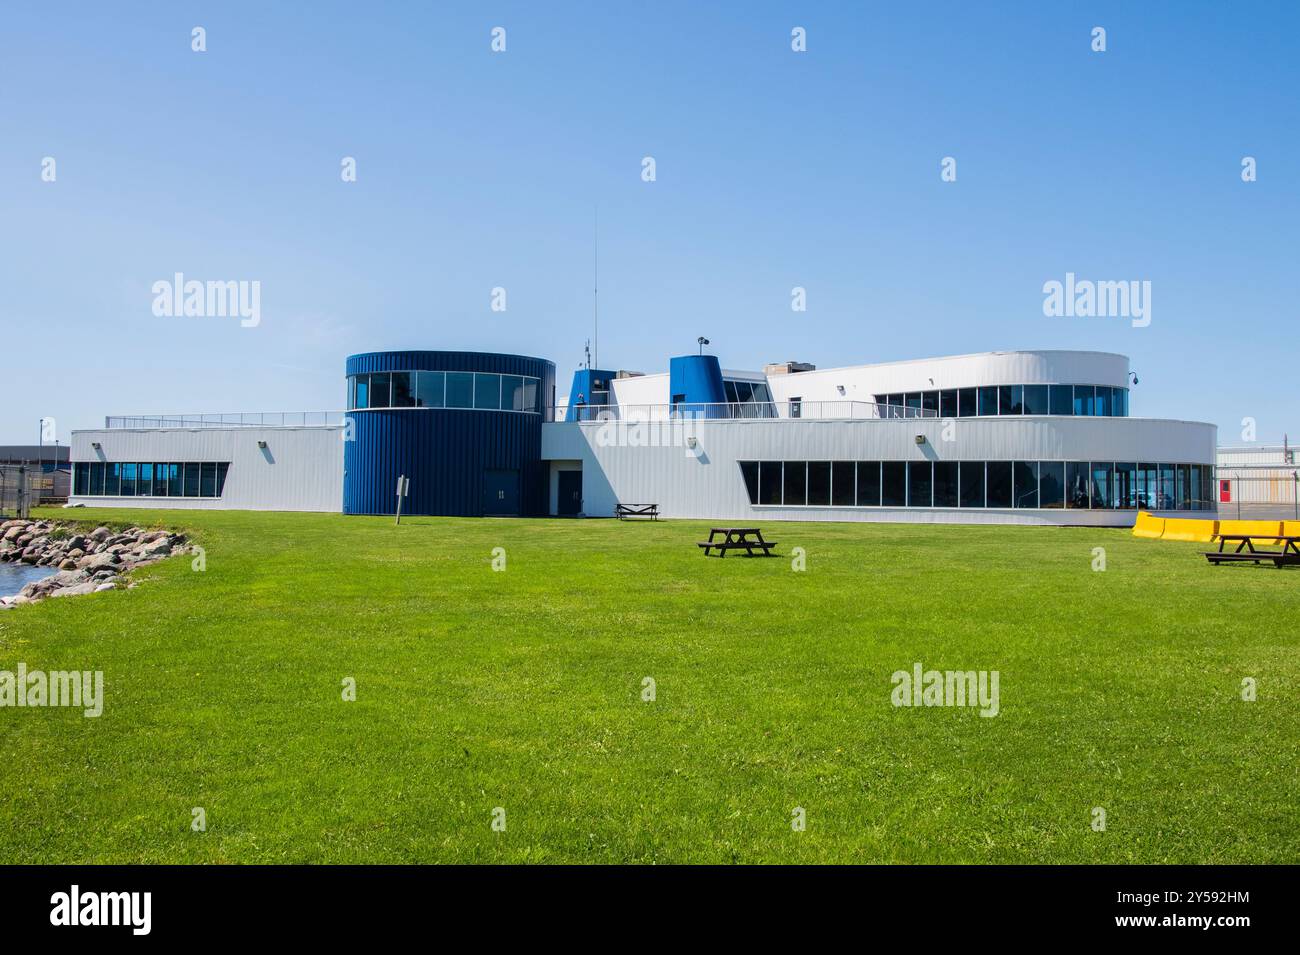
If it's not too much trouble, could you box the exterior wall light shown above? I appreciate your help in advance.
[91,442,101,450]
[914,434,926,445]
[686,436,698,449]
[257,440,268,449]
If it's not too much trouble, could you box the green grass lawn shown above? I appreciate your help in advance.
[0,507,1296,864]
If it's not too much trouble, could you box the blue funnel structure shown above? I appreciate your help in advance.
[669,354,728,418]
[565,368,617,421]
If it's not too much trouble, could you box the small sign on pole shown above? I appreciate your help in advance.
[395,475,410,525]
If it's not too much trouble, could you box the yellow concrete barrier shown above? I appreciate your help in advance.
[1132,511,1166,539]
[1160,517,1218,543]
[1216,519,1284,545]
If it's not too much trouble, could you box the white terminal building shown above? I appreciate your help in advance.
[67,348,1218,527]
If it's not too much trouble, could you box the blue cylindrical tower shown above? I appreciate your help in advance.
[343,350,556,516]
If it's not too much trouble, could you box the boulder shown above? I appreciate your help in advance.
[89,526,111,542]
[59,558,78,570]
[78,552,120,571]
[93,581,117,593]
[50,581,100,598]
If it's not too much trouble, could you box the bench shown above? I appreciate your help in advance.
[1204,534,1300,569]
[697,527,777,558]
[615,503,659,521]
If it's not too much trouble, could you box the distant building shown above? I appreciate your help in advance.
[1216,444,1298,511]
[0,445,71,500]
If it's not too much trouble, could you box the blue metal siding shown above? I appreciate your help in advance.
[343,351,554,516]
[669,355,728,418]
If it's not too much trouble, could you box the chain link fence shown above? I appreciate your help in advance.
[0,465,35,520]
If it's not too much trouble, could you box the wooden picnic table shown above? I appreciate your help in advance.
[1205,534,1300,568]
[615,503,659,520]
[697,527,777,558]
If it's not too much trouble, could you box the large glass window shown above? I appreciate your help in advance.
[907,461,932,507]
[1137,463,1158,510]
[1095,387,1112,417]
[759,462,782,505]
[832,462,855,506]
[474,373,501,410]
[958,388,977,418]
[739,461,759,503]
[1091,462,1115,509]
[139,463,154,497]
[368,373,392,408]
[979,386,999,416]
[1049,386,1073,416]
[959,461,984,507]
[921,392,939,417]
[857,461,881,506]
[74,463,89,496]
[168,463,183,496]
[784,461,807,505]
[1115,462,1136,509]
[882,462,906,506]
[1074,385,1095,417]
[933,461,958,507]
[999,385,1022,415]
[808,462,831,506]
[120,462,136,497]
[415,371,444,408]
[446,372,474,408]
[1158,464,1176,510]
[391,372,414,408]
[734,460,1211,511]
[215,462,230,496]
[1014,461,1039,507]
[89,462,105,495]
[1115,389,1128,416]
[905,393,922,417]
[1039,461,1065,508]
[501,375,524,411]
[1022,385,1048,416]
[183,463,200,497]
[986,462,1012,507]
[1066,462,1090,508]
[200,462,217,497]
[939,390,957,419]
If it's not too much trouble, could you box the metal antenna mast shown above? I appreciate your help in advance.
[593,205,599,371]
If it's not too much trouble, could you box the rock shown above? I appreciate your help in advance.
[141,538,172,557]
[93,581,117,593]
[66,535,87,551]
[66,548,85,560]
[50,581,100,598]
[79,552,120,571]
[2,525,26,542]
[59,558,78,570]
[89,527,111,542]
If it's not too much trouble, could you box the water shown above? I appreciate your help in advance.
[0,562,57,597]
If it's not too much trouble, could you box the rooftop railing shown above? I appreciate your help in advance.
[105,411,346,429]
[555,400,939,422]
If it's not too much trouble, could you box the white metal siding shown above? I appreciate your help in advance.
[541,416,1215,526]
[69,427,343,512]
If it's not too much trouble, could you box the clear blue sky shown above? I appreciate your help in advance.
[2,1,1297,444]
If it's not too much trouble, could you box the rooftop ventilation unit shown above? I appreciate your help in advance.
[763,361,816,375]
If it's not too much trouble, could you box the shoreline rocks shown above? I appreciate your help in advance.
[0,520,190,609]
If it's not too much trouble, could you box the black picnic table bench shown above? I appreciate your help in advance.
[1205,534,1300,569]
[697,527,778,558]
[615,503,659,520]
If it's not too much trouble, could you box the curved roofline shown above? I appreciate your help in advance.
[804,349,1130,376]
[346,349,555,367]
